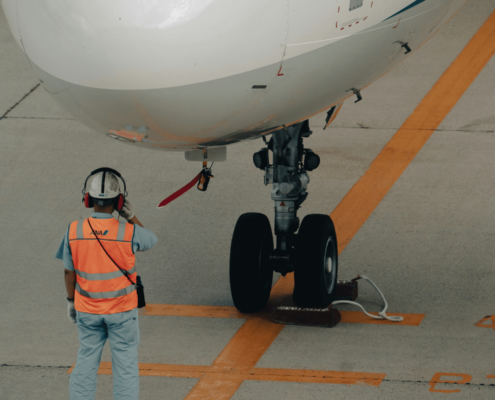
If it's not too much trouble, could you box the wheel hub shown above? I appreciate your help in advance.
[326,257,333,273]
[324,237,337,294]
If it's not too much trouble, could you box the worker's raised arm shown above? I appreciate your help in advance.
[119,199,144,228]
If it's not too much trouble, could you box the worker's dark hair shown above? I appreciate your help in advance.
[90,196,118,208]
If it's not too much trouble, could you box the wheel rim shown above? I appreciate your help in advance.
[323,237,337,294]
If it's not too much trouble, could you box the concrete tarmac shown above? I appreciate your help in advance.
[2,1,495,399]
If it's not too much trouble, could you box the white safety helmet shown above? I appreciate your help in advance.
[87,171,121,201]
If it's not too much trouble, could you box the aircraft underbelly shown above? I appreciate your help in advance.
[26,0,463,151]
[16,0,289,90]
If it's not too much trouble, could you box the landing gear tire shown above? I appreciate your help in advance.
[293,214,339,308]
[230,213,274,313]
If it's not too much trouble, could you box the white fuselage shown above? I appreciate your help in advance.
[2,0,467,152]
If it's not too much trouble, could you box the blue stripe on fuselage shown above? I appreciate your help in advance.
[384,0,426,21]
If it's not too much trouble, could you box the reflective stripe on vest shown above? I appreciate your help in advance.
[69,218,137,314]
[75,282,135,299]
[75,266,137,281]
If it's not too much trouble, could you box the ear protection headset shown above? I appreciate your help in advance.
[81,167,128,211]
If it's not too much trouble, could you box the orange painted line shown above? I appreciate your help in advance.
[141,304,250,319]
[249,368,385,386]
[184,375,243,400]
[487,375,495,379]
[185,319,284,399]
[143,363,204,376]
[211,319,284,372]
[340,310,424,326]
[76,360,383,387]
[120,363,209,379]
[134,363,207,378]
[67,362,210,377]
[429,373,472,393]
[136,370,205,379]
[474,315,495,330]
[330,10,495,255]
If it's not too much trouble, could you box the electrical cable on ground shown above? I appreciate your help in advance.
[333,275,404,322]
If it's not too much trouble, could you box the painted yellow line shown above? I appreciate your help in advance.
[79,361,385,386]
[184,319,284,399]
[141,304,249,319]
[249,368,385,386]
[340,310,424,326]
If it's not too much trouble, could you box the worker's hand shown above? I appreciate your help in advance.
[119,199,135,220]
[67,299,77,323]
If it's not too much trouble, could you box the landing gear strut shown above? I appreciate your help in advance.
[229,121,339,312]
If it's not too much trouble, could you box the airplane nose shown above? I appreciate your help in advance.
[16,0,288,90]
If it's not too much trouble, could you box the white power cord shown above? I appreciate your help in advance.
[333,275,404,322]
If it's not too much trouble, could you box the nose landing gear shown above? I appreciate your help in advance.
[229,121,339,312]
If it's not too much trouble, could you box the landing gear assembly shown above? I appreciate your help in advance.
[229,121,339,313]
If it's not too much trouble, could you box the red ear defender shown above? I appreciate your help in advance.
[117,194,124,211]
[84,193,91,208]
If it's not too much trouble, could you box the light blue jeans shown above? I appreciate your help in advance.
[70,308,139,400]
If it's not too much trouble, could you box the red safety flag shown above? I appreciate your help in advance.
[157,172,202,208]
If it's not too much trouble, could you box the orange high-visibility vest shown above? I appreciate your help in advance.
[68,217,137,314]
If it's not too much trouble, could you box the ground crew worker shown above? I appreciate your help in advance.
[55,168,157,400]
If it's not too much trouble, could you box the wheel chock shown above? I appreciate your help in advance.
[273,306,341,328]
[335,280,359,301]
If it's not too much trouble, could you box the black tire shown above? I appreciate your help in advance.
[230,213,274,313]
[293,214,338,308]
